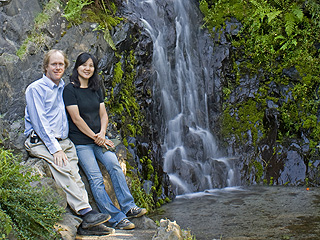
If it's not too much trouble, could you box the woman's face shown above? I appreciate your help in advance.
[77,58,94,81]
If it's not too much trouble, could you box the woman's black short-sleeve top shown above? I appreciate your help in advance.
[63,83,104,145]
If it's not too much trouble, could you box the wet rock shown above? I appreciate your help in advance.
[152,219,183,240]
[279,149,306,185]
[131,215,158,229]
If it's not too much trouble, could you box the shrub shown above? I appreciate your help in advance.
[0,146,65,239]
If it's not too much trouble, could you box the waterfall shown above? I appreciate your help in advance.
[126,0,239,194]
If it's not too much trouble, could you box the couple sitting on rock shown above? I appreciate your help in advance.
[24,49,147,236]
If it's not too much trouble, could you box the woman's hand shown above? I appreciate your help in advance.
[94,132,106,146]
[102,139,115,150]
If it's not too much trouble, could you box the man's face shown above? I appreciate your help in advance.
[45,52,65,84]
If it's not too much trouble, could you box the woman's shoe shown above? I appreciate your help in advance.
[115,218,135,230]
[126,206,147,218]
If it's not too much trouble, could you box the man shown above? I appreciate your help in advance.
[24,49,114,236]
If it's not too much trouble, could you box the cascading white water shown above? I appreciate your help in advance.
[127,0,239,194]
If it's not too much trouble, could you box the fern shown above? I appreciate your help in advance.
[283,4,304,36]
[284,12,296,36]
[92,23,116,51]
[266,10,282,24]
[200,0,320,156]
[250,0,269,21]
[305,0,320,26]
[0,208,12,239]
[63,0,122,51]
[103,24,116,50]
[63,0,93,24]
[292,4,303,21]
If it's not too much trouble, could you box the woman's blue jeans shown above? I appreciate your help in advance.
[75,144,136,226]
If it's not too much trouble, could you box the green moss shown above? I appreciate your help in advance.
[16,38,29,59]
[16,0,61,59]
[112,61,123,87]
[222,99,264,146]
[153,173,159,187]
[129,176,154,213]
[123,138,128,147]
[105,51,144,138]
[63,0,122,50]
[249,160,264,183]
[140,156,154,181]
[201,0,320,157]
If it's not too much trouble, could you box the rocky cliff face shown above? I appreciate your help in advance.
[211,18,320,187]
[0,0,173,207]
[1,0,172,238]
[1,0,318,206]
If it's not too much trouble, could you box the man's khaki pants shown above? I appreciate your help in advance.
[25,136,91,214]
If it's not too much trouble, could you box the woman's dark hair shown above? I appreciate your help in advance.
[70,52,100,91]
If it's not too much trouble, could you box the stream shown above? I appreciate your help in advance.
[151,186,320,240]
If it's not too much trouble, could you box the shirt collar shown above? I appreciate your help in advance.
[42,74,65,89]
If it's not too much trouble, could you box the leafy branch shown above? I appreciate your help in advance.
[0,146,64,239]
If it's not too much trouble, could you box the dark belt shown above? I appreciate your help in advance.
[30,130,40,143]
[30,130,64,142]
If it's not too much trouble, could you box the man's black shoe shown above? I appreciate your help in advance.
[81,212,111,229]
[77,224,115,236]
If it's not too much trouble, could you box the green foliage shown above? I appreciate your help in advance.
[200,0,320,169]
[129,176,154,213]
[199,0,246,31]
[140,156,154,180]
[222,99,265,146]
[126,148,168,211]
[105,51,144,138]
[63,0,122,50]
[182,229,197,240]
[0,146,64,239]
[63,0,93,24]
[249,160,264,183]
[16,0,61,59]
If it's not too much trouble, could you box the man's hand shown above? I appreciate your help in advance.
[53,150,68,167]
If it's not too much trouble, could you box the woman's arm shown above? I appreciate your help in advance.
[95,103,115,149]
[65,105,97,141]
[97,103,108,138]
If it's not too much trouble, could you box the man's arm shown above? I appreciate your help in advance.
[26,86,68,166]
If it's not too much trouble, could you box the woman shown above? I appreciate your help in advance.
[63,52,147,230]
